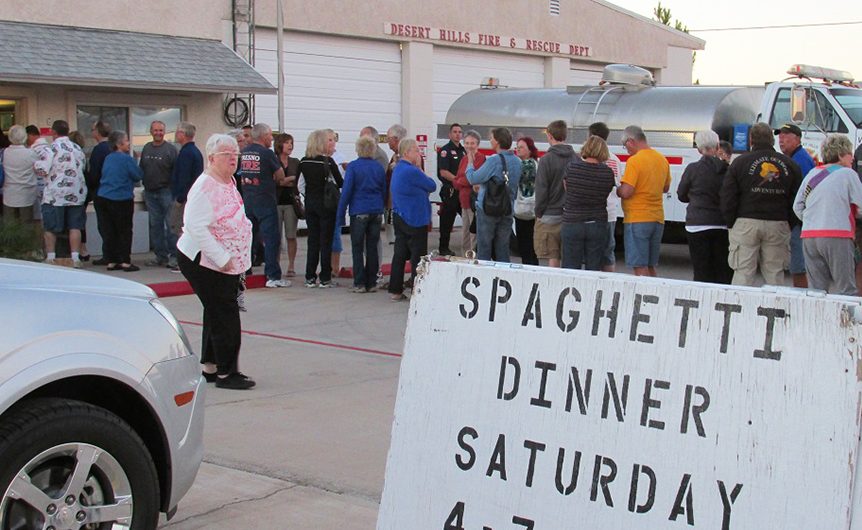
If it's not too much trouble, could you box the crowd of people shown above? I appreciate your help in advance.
[430,118,862,297]
[4,116,862,389]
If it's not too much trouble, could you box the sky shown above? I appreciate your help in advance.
[607,0,860,86]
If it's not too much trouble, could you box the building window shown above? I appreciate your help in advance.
[0,99,15,132]
[76,105,182,154]
[549,0,560,15]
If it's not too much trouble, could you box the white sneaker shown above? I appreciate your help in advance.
[72,260,83,269]
[265,279,290,288]
[44,258,55,265]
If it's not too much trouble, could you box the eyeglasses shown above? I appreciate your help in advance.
[213,151,239,158]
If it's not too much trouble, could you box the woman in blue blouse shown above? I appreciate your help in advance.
[97,130,143,271]
[388,139,436,301]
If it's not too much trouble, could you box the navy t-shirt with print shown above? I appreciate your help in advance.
[240,143,281,205]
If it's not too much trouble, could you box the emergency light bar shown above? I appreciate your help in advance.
[480,77,503,89]
[788,64,854,83]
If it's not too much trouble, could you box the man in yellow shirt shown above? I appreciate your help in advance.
[617,125,671,276]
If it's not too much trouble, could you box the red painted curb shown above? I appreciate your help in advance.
[150,258,428,298]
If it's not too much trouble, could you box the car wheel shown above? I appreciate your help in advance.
[0,398,159,530]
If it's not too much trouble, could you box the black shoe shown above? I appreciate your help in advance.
[203,371,248,383]
[92,257,109,266]
[80,254,91,262]
[121,264,140,272]
[215,373,256,390]
[438,247,455,256]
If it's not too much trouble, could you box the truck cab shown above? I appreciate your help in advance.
[758,65,862,160]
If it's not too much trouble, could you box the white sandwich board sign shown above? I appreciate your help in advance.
[378,260,862,529]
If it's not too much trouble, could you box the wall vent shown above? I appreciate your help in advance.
[549,0,560,15]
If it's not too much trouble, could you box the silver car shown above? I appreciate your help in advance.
[0,258,205,529]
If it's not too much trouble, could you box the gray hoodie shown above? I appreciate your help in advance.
[535,143,580,221]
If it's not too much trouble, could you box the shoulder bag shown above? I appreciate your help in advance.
[483,154,512,217]
[322,158,341,212]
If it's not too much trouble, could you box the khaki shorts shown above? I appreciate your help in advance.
[278,204,298,239]
[533,219,561,260]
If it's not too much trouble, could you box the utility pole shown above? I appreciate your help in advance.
[276,0,284,132]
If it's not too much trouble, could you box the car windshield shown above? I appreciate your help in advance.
[832,88,862,127]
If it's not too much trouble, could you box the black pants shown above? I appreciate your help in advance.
[305,205,335,283]
[438,185,460,251]
[389,213,428,295]
[687,229,733,284]
[93,196,108,257]
[95,196,133,264]
[178,251,241,375]
[515,217,538,265]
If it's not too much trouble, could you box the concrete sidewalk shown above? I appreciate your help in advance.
[71,232,708,529]
[157,281,404,529]
[120,230,427,529]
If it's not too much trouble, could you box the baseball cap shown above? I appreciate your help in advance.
[775,123,802,137]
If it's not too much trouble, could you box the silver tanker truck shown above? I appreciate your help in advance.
[437,63,862,227]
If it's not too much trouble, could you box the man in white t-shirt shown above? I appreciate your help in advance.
[589,122,621,272]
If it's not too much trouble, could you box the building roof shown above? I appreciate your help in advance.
[0,20,276,94]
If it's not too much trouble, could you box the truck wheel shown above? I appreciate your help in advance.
[0,398,159,530]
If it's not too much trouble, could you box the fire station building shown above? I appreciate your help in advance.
[0,0,702,155]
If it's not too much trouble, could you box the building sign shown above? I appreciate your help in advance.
[378,260,862,529]
[384,23,591,57]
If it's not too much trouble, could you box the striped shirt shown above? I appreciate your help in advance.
[562,159,616,223]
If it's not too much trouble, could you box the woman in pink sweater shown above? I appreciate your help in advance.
[177,134,255,389]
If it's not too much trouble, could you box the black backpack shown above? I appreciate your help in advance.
[483,154,512,217]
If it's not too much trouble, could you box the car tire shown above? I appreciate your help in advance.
[0,398,160,530]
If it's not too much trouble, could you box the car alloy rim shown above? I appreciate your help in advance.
[1,442,134,529]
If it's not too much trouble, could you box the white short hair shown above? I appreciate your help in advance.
[177,121,196,138]
[251,123,271,141]
[694,130,719,152]
[387,124,407,140]
[205,133,238,156]
[8,125,27,145]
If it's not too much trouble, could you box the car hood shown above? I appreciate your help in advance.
[0,259,156,299]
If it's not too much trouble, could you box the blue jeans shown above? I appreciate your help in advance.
[145,188,177,263]
[789,224,805,274]
[476,209,513,262]
[245,199,282,280]
[624,222,664,268]
[350,214,382,289]
[561,220,609,271]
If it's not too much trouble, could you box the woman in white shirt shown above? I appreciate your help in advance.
[2,125,38,221]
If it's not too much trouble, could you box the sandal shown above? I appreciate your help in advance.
[286,270,296,278]
[106,264,121,271]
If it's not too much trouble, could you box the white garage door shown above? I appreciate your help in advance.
[255,30,402,156]
[432,46,545,128]
[569,65,603,86]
